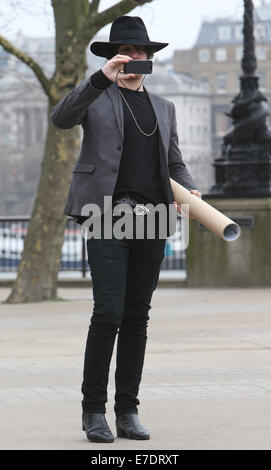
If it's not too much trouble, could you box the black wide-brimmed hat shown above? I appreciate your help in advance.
[90,16,168,58]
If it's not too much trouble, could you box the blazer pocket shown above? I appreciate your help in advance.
[72,162,96,173]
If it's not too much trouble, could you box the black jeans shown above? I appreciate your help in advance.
[81,214,166,417]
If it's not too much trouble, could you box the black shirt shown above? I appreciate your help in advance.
[113,86,166,205]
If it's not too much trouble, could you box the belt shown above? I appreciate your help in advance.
[113,194,153,216]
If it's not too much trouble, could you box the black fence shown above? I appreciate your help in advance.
[0,216,186,277]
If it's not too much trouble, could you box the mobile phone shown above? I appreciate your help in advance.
[123,60,153,75]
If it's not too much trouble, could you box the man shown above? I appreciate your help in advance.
[50,16,201,443]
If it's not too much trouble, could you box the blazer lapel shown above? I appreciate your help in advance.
[143,85,168,156]
[106,83,124,139]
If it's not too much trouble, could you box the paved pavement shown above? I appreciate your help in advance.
[0,286,271,450]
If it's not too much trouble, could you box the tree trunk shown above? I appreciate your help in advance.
[5,100,81,303]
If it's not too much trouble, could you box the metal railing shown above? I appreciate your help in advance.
[0,216,186,277]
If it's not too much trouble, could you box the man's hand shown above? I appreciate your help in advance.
[173,189,202,219]
[190,189,202,198]
[102,54,136,82]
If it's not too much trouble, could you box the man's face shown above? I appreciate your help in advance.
[117,44,148,60]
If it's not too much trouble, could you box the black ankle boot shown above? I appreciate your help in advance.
[82,412,114,443]
[116,413,150,440]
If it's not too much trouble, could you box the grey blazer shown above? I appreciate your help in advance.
[50,76,197,217]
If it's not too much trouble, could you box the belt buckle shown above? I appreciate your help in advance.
[133,204,149,216]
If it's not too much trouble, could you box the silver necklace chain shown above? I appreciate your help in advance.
[118,85,158,137]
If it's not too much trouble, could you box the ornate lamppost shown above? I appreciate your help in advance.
[209,0,271,198]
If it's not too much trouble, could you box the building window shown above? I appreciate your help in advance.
[215,48,227,62]
[258,71,266,90]
[216,73,227,93]
[256,46,267,60]
[218,25,231,41]
[200,76,209,85]
[215,112,228,136]
[235,46,243,61]
[255,23,265,40]
[198,48,210,63]
[235,24,243,40]
[1,124,11,145]
[190,125,194,141]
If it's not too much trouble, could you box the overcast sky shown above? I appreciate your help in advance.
[1,0,265,60]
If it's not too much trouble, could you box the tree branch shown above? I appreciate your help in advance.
[93,0,155,31]
[0,34,52,98]
[89,0,100,13]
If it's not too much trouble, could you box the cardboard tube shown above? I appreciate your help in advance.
[170,178,241,242]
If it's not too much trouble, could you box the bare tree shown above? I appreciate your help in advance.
[0,0,156,303]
